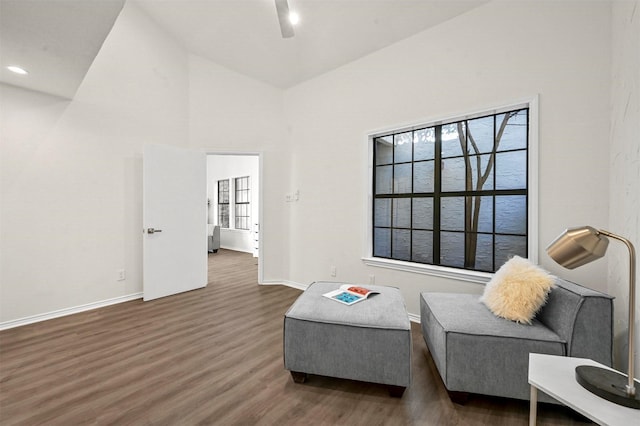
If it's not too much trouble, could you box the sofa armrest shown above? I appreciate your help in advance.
[536,278,613,366]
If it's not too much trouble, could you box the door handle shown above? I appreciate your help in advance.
[147,228,163,234]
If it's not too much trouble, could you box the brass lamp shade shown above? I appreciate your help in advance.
[546,226,609,269]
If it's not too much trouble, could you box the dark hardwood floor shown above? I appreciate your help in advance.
[0,249,586,425]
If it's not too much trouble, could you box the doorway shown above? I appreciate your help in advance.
[206,153,261,283]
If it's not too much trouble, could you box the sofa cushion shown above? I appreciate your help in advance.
[480,256,555,324]
[421,292,565,400]
[285,281,409,330]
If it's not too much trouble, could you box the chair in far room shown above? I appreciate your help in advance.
[208,225,220,253]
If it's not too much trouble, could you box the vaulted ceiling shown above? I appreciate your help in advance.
[0,0,126,99]
[0,0,488,98]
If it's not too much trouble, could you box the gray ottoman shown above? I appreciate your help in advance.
[283,281,411,397]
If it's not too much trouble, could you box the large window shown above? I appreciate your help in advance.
[234,176,250,230]
[218,179,229,228]
[372,107,529,273]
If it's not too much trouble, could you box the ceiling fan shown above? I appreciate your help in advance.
[275,0,296,38]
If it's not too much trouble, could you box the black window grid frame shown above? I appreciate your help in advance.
[234,176,250,230]
[218,179,230,229]
[371,108,529,273]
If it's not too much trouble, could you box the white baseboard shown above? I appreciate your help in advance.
[0,293,143,331]
[219,245,253,254]
[408,313,420,324]
[280,281,308,291]
[260,279,308,291]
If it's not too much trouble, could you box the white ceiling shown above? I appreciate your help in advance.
[136,0,489,88]
[0,0,488,98]
[0,0,125,99]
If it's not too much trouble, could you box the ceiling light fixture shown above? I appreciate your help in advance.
[6,65,28,75]
[289,11,300,26]
[275,0,294,38]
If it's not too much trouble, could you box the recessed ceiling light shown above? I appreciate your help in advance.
[7,65,28,75]
[289,11,300,26]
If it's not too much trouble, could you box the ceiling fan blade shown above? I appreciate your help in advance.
[275,0,295,38]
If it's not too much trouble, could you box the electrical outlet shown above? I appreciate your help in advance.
[117,269,126,281]
[330,266,337,277]
[369,274,375,285]
[286,191,300,203]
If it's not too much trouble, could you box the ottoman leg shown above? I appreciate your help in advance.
[448,391,469,405]
[290,371,308,384]
[388,385,406,398]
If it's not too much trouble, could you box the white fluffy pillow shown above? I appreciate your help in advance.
[480,256,555,324]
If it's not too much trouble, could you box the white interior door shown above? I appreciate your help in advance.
[143,144,207,301]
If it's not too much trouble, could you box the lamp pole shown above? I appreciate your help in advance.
[599,230,636,396]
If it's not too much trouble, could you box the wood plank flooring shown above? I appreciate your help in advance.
[1,249,586,425]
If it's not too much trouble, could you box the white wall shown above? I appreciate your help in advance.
[188,54,289,284]
[0,3,289,326]
[0,2,188,324]
[206,155,259,254]
[2,0,634,338]
[283,1,613,316]
[609,0,639,376]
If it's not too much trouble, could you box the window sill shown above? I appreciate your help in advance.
[361,257,492,285]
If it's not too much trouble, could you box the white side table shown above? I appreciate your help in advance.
[528,353,639,425]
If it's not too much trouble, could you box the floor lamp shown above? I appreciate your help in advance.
[547,226,639,409]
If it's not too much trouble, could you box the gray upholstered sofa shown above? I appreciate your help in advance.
[420,278,613,402]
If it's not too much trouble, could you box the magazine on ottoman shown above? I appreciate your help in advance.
[322,284,380,306]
